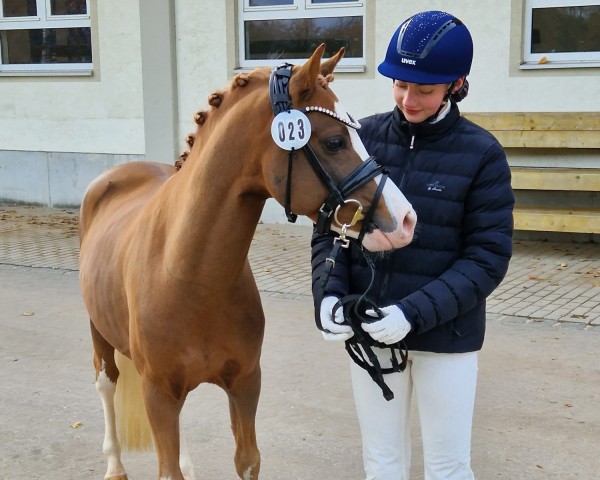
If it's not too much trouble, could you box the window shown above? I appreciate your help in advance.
[0,0,92,75]
[237,0,365,71]
[523,0,600,68]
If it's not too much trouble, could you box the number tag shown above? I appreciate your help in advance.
[271,109,311,150]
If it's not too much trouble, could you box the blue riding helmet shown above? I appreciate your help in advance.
[378,11,473,85]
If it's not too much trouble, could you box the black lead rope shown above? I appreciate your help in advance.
[318,239,408,401]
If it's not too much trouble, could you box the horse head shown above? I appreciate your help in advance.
[261,44,416,251]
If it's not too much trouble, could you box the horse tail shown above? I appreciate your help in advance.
[114,351,154,451]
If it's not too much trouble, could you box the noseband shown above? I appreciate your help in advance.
[269,63,388,243]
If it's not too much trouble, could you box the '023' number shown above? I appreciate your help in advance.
[277,118,306,143]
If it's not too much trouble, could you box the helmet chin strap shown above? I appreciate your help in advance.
[426,81,455,122]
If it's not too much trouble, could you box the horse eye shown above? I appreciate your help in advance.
[325,136,344,151]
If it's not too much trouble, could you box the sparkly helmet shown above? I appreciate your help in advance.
[378,11,473,85]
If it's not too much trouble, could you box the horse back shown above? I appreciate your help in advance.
[79,161,175,242]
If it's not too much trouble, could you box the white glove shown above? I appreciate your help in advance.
[362,305,411,345]
[319,296,354,341]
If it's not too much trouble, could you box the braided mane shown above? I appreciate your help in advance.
[175,69,271,171]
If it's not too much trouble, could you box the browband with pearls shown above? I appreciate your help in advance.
[304,106,362,130]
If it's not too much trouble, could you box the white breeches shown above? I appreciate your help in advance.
[351,349,478,480]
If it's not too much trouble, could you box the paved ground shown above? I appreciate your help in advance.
[1,205,598,325]
[1,204,599,479]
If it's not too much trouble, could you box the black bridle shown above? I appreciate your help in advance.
[269,63,387,241]
[270,63,407,401]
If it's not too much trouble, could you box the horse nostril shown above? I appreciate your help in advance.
[402,209,417,237]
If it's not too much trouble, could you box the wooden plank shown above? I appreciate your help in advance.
[463,112,600,149]
[465,112,600,131]
[514,207,600,233]
[492,130,598,149]
[511,167,600,191]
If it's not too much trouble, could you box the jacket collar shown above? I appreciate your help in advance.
[392,101,461,144]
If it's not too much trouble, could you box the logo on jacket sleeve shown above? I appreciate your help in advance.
[426,181,445,192]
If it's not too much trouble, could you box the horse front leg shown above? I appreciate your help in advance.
[142,378,187,479]
[90,321,128,480]
[227,366,261,480]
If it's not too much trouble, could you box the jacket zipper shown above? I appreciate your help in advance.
[398,123,417,191]
[409,121,416,150]
[378,124,417,305]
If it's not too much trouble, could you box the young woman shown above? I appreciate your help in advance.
[311,11,515,480]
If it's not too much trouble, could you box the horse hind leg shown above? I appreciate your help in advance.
[90,320,128,480]
[226,365,262,480]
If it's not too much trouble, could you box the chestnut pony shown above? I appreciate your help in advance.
[79,44,416,480]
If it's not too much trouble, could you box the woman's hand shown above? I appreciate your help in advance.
[362,305,411,344]
[319,296,354,341]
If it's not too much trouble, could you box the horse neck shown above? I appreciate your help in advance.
[162,92,272,283]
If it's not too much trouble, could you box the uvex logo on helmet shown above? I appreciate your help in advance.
[377,11,473,85]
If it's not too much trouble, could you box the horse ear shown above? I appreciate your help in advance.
[321,47,345,77]
[293,43,326,98]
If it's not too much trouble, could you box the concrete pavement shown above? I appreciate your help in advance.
[0,204,599,479]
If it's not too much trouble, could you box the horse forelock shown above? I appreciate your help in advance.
[317,74,334,90]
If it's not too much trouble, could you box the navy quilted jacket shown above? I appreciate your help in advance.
[311,102,514,353]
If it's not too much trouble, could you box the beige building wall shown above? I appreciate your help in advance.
[0,0,597,212]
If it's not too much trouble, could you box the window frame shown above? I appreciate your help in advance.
[522,0,600,69]
[0,0,92,76]
[237,0,366,72]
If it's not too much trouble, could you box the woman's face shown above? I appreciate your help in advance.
[393,78,463,123]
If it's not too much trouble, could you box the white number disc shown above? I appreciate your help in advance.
[271,109,311,150]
